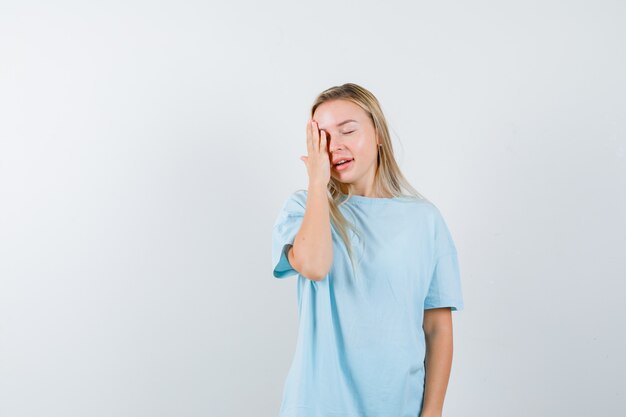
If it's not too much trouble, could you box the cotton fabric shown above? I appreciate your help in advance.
[271,189,464,417]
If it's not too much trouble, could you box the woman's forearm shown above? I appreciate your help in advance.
[288,183,333,281]
[421,324,454,417]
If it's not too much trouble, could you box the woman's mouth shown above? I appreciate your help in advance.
[334,158,354,171]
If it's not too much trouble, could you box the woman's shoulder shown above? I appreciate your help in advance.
[277,189,307,214]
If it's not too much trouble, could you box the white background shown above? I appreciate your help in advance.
[1,1,625,416]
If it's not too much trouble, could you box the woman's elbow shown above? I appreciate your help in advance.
[300,264,331,281]
[289,248,331,281]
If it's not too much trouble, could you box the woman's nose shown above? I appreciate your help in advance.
[327,132,343,151]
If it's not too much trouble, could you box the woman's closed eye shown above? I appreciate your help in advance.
[342,130,355,135]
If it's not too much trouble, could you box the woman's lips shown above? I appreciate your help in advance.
[334,159,354,171]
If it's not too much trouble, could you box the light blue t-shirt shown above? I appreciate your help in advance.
[271,189,464,417]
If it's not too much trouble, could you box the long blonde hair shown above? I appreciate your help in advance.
[309,83,428,282]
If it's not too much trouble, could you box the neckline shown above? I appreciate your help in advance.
[339,193,404,203]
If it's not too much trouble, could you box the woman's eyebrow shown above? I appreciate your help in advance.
[336,119,358,127]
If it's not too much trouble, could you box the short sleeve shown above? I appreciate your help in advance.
[424,208,464,311]
[271,191,306,279]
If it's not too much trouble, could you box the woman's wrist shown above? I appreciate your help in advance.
[307,182,328,193]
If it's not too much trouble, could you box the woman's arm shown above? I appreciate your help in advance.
[288,119,333,281]
[288,183,333,281]
[420,307,454,417]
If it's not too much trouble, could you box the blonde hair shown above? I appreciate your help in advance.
[309,82,428,282]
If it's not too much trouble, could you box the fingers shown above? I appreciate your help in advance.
[306,119,313,155]
[320,129,327,153]
[311,120,319,152]
[306,119,327,155]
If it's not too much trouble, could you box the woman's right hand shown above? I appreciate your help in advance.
[300,119,331,188]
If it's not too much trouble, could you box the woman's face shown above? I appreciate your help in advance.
[312,99,379,192]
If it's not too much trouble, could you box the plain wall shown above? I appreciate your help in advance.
[1,1,625,416]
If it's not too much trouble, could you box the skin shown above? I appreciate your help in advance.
[286,117,334,280]
[301,99,387,198]
[421,307,454,417]
[288,98,387,279]
[295,99,455,416]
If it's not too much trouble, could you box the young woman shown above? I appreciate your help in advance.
[271,83,464,417]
